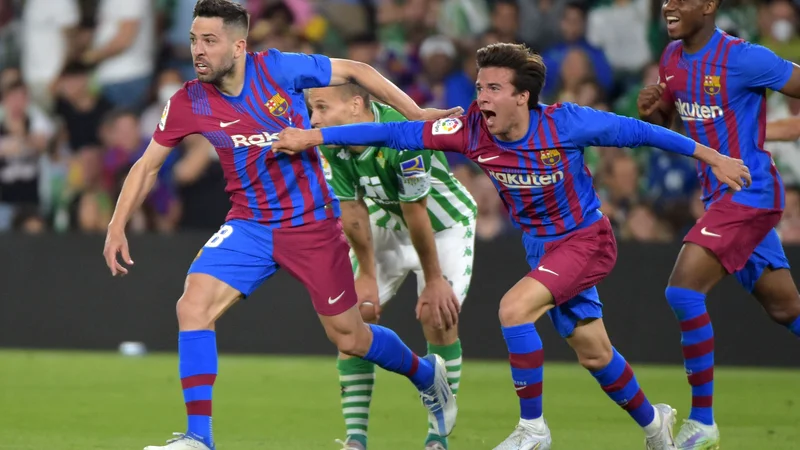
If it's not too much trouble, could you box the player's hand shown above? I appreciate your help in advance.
[272,128,322,155]
[637,83,666,118]
[103,226,134,276]
[355,274,382,322]
[416,276,460,330]
[710,153,751,191]
[415,107,464,121]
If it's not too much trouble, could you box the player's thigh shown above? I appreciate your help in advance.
[182,220,279,323]
[742,231,800,324]
[370,226,412,305]
[498,276,555,327]
[525,216,617,305]
[273,218,358,317]
[187,220,279,296]
[676,197,782,292]
[565,318,613,370]
[414,222,476,305]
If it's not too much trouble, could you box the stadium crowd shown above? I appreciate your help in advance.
[0,0,799,243]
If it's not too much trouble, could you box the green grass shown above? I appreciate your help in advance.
[0,350,798,449]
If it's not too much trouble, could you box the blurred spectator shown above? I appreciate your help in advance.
[139,68,184,140]
[778,185,800,243]
[0,80,55,228]
[517,0,569,52]
[83,0,155,111]
[101,109,181,232]
[408,35,475,111]
[437,0,491,42]
[599,153,642,231]
[20,0,80,112]
[68,146,112,233]
[620,203,673,242]
[758,0,800,62]
[766,94,800,185]
[587,0,652,90]
[54,61,114,152]
[542,2,613,100]
[489,0,519,45]
[552,47,596,103]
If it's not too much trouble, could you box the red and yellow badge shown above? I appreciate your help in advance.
[703,75,721,95]
[266,93,288,116]
[540,149,561,166]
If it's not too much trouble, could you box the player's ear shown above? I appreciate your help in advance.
[233,37,247,59]
[351,95,363,115]
[704,0,718,14]
[517,90,530,107]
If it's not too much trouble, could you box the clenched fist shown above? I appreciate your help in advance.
[638,82,667,118]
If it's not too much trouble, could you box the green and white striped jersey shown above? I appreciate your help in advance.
[318,102,476,232]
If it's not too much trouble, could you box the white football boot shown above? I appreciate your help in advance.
[645,404,678,450]
[144,433,212,450]
[419,354,458,437]
[675,419,720,450]
[493,419,552,450]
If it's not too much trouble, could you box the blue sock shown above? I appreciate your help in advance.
[665,286,714,426]
[789,316,800,337]
[179,330,218,449]
[502,323,544,420]
[363,324,434,390]
[590,348,655,428]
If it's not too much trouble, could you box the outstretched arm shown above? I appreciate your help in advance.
[564,104,751,191]
[273,118,468,155]
[329,59,462,121]
[766,117,800,142]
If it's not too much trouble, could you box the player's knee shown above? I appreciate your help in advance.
[359,302,379,323]
[331,329,370,357]
[498,294,529,327]
[176,293,217,329]
[762,294,800,326]
[576,344,613,371]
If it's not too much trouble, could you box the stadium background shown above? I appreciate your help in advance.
[0,1,799,449]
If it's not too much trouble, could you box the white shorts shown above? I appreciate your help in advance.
[351,222,476,306]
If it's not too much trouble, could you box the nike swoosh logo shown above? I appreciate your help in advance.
[328,291,345,304]
[515,385,527,391]
[220,120,240,128]
[477,155,499,163]
[666,75,675,81]
[538,265,559,276]
[700,227,721,238]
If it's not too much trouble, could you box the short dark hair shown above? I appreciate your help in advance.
[193,0,250,33]
[476,43,546,109]
[338,83,372,108]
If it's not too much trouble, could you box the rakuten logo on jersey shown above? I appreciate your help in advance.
[488,170,564,188]
[231,132,280,148]
[675,99,724,122]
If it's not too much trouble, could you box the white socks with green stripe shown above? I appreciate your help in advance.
[336,339,463,449]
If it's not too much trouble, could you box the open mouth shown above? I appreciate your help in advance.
[481,109,497,127]
[666,15,680,31]
[195,62,210,75]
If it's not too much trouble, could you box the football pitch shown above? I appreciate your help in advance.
[1,350,797,450]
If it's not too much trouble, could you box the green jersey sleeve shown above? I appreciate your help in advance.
[393,149,433,202]
[317,146,358,201]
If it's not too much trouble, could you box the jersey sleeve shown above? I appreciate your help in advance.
[394,150,433,202]
[737,42,794,91]
[318,146,358,201]
[560,103,695,156]
[271,50,333,91]
[421,116,469,153]
[151,88,197,148]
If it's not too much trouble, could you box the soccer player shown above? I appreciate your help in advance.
[101,1,462,449]
[638,0,800,447]
[308,84,477,450]
[272,43,751,450]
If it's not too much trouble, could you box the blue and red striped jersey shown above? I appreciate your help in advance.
[152,50,339,227]
[660,29,794,210]
[320,101,696,239]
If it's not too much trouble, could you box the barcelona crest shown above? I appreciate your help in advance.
[703,75,721,95]
[540,149,561,166]
[266,93,289,116]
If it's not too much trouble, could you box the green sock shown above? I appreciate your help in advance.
[338,356,375,448]
[424,339,463,448]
